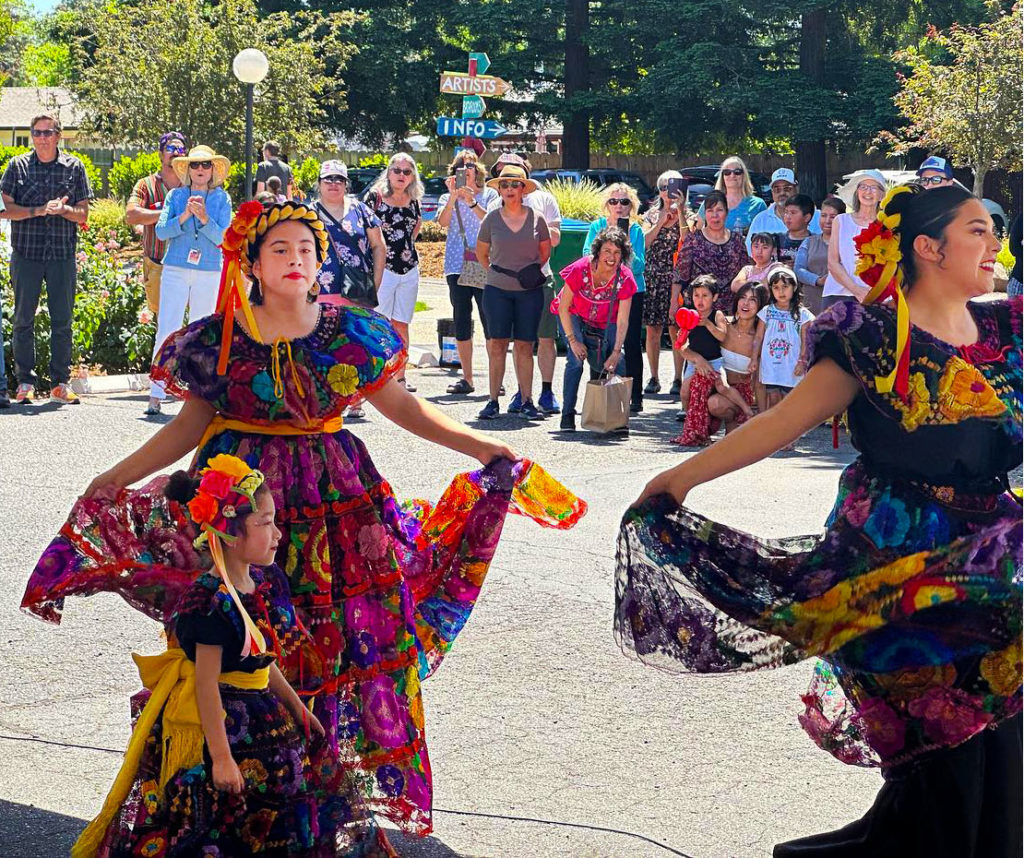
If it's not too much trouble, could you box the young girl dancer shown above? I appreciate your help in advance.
[617,184,1022,856]
[23,202,586,848]
[750,268,815,413]
[75,454,377,857]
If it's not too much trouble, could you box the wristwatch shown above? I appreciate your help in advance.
[470,201,480,209]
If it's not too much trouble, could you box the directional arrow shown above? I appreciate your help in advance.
[462,95,486,118]
[440,72,511,96]
[468,52,490,75]
[436,117,508,139]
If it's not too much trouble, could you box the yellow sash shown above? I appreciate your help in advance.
[72,648,269,858]
[196,414,344,457]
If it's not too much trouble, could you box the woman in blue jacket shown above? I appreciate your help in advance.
[146,145,232,415]
[583,183,647,412]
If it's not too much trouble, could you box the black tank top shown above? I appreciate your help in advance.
[688,323,722,360]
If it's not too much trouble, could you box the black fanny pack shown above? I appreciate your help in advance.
[491,262,547,290]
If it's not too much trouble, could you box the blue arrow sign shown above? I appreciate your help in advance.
[468,52,490,75]
[462,95,486,118]
[436,116,508,139]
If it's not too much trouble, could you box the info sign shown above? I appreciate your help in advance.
[435,52,510,141]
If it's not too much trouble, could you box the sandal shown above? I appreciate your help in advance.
[446,378,475,395]
[143,398,162,416]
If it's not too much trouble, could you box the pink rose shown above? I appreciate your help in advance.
[199,470,237,500]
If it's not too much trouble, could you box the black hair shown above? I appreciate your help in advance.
[882,183,974,287]
[589,226,633,265]
[688,274,719,306]
[247,201,319,305]
[702,190,728,214]
[766,268,803,321]
[732,281,768,317]
[784,194,815,218]
[820,195,847,215]
[164,469,269,536]
[749,232,778,259]
[263,140,281,156]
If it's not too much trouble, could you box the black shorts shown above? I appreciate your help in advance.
[482,284,545,342]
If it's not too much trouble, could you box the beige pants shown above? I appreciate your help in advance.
[142,257,163,315]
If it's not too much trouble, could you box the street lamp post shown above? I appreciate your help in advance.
[232,48,269,201]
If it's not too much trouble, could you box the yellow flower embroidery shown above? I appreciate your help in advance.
[891,371,932,431]
[935,357,1006,423]
[980,638,1022,697]
[328,363,360,397]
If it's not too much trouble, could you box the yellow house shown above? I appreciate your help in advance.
[0,86,88,147]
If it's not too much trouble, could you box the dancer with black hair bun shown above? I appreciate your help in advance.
[23,201,586,851]
[616,184,1022,856]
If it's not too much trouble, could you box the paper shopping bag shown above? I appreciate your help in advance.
[581,374,631,433]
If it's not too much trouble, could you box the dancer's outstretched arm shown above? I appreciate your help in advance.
[634,358,859,506]
[368,378,516,466]
[83,397,217,497]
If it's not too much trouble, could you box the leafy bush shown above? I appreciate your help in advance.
[357,153,389,169]
[546,178,603,221]
[417,219,447,242]
[1,237,154,390]
[294,156,321,195]
[997,238,1016,272]
[83,198,137,249]
[108,151,161,199]
[0,145,101,198]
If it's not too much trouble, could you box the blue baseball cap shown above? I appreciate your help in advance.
[916,156,954,179]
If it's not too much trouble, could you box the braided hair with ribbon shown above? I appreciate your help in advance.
[215,200,331,375]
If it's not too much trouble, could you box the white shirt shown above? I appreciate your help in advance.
[488,189,562,276]
[823,212,871,299]
[746,205,821,254]
[757,304,815,388]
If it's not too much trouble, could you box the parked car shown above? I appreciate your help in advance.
[347,167,383,197]
[419,176,448,221]
[838,170,1009,234]
[530,168,658,210]
[677,165,774,209]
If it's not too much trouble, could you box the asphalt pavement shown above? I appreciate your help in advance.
[0,279,882,857]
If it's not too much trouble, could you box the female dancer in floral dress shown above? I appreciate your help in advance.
[23,201,585,849]
[616,185,1021,856]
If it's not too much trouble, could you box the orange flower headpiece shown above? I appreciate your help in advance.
[854,184,915,400]
[215,201,331,375]
[187,454,268,656]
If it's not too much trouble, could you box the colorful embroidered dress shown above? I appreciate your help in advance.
[23,304,585,838]
[616,298,1022,770]
[99,566,379,857]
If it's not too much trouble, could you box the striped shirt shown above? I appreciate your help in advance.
[128,173,174,262]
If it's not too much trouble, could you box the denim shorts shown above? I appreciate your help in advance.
[682,357,724,381]
[482,284,545,342]
[765,383,793,395]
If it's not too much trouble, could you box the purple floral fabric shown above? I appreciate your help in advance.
[615,298,1023,769]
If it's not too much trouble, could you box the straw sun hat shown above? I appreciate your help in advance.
[486,165,538,195]
[172,145,231,187]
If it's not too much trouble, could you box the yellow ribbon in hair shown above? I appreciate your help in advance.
[862,264,911,395]
[215,254,263,376]
[71,648,269,858]
[208,533,267,658]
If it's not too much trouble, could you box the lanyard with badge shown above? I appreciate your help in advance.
[187,189,206,266]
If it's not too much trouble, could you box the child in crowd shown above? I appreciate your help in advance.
[673,275,753,446]
[266,175,288,203]
[730,232,778,291]
[75,455,380,858]
[778,194,815,267]
[750,269,815,430]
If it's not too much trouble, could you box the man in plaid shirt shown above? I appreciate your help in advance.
[0,112,91,404]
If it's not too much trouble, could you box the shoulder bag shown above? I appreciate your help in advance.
[319,202,378,307]
[454,202,487,289]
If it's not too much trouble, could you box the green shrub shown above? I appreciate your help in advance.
[417,219,447,242]
[1,238,154,390]
[294,156,320,195]
[546,178,603,221]
[83,197,137,250]
[357,153,389,169]
[108,151,161,200]
[0,145,101,198]
[997,237,1016,272]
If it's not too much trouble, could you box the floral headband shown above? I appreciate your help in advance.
[853,184,914,400]
[214,201,331,375]
[185,454,268,656]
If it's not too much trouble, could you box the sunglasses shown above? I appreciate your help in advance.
[918,175,948,187]
[321,175,347,184]
[608,198,632,206]
[31,129,58,138]
[391,167,413,176]
[498,180,524,189]
[164,146,186,155]
[189,161,213,170]
[721,168,745,176]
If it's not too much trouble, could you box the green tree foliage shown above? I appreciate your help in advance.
[108,151,162,200]
[877,5,1022,196]
[17,40,72,85]
[68,0,359,161]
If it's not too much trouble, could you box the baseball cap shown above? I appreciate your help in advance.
[319,160,348,179]
[770,168,796,185]
[916,156,953,178]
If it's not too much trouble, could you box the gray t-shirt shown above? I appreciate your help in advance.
[255,158,293,188]
[477,206,550,291]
